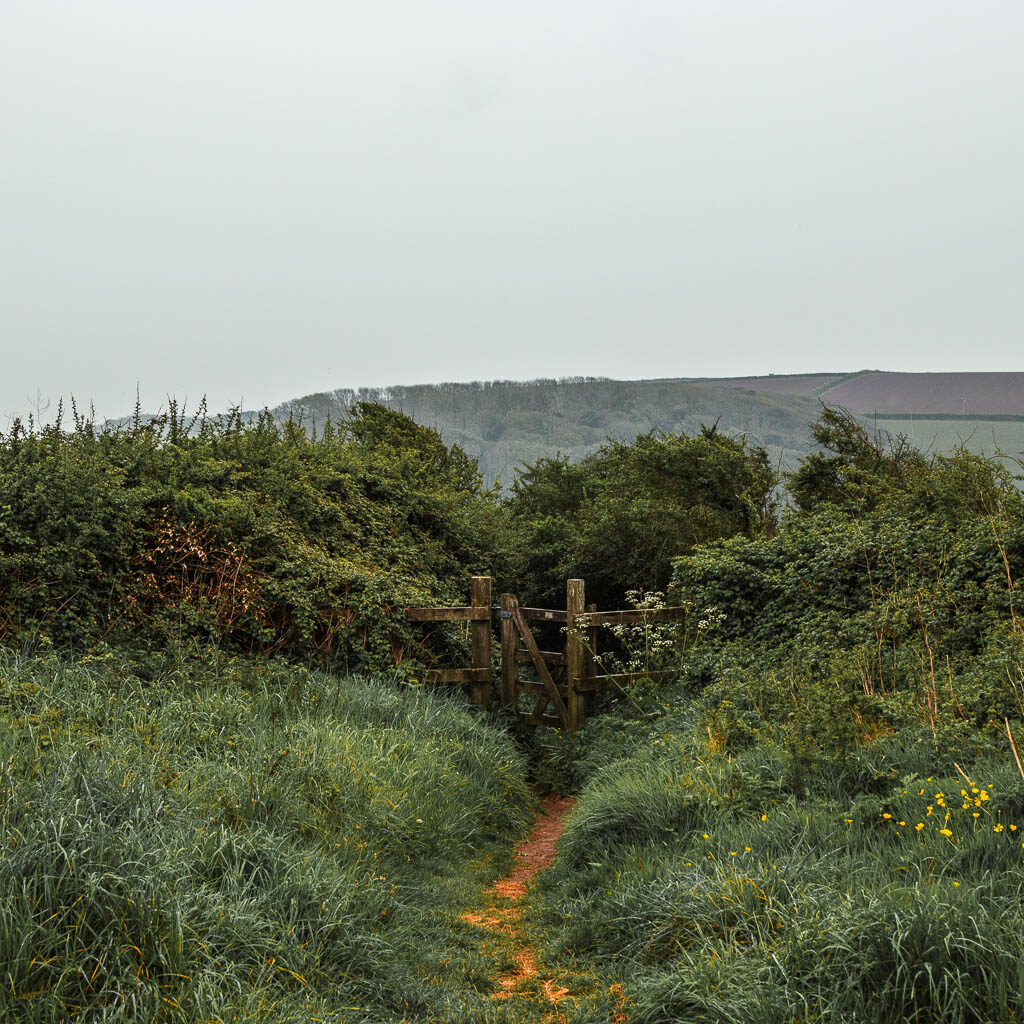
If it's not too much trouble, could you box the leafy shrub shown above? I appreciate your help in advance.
[0,403,504,671]
[508,426,777,609]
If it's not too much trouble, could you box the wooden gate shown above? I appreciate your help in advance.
[406,577,689,733]
[498,583,587,732]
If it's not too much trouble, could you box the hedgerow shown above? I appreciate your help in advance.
[0,402,506,671]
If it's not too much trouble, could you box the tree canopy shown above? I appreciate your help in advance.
[507,426,777,609]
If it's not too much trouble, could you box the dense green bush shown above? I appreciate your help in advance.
[672,435,1024,727]
[507,426,777,609]
[0,402,505,670]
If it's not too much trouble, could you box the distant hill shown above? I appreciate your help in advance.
[273,378,824,487]
[273,371,1024,487]
[683,370,1024,467]
[696,370,1024,417]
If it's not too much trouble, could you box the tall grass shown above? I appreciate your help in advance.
[0,649,533,1022]
[538,718,1024,1023]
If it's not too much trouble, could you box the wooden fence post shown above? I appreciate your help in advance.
[470,577,492,710]
[500,593,518,709]
[566,579,586,733]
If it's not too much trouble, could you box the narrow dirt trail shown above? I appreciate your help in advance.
[460,795,627,1023]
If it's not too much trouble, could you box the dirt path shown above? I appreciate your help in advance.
[460,795,627,1023]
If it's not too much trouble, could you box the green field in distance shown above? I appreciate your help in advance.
[873,417,1024,466]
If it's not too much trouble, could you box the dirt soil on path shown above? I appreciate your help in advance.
[460,794,627,1023]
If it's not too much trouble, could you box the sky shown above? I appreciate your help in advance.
[2,0,1023,423]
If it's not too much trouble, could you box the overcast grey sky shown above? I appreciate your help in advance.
[2,1,1022,422]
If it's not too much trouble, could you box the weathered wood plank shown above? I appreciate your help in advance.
[406,606,491,622]
[573,671,668,691]
[500,593,518,709]
[566,579,585,733]
[512,606,569,727]
[470,576,492,710]
[583,601,597,700]
[515,680,569,697]
[520,607,568,623]
[514,647,567,665]
[423,667,492,684]
[521,713,564,728]
[576,607,689,627]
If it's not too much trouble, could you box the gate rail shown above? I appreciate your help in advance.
[405,576,492,710]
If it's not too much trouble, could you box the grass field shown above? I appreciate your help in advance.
[535,697,1024,1023]
[6,643,1024,1022]
[871,417,1024,465]
[0,649,536,1023]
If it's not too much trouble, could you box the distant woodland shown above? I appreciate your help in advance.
[273,371,1024,489]
[274,377,824,487]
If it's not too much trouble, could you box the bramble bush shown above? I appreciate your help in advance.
[507,426,777,610]
[0,402,506,672]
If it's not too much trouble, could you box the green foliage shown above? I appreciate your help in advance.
[508,427,777,608]
[0,404,504,670]
[673,439,1024,705]
[0,650,533,1022]
[786,405,929,513]
[7,391,1024,1020]
[530,409,1024,1022]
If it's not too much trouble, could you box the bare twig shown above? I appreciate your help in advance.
[1005,718,1024,782]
